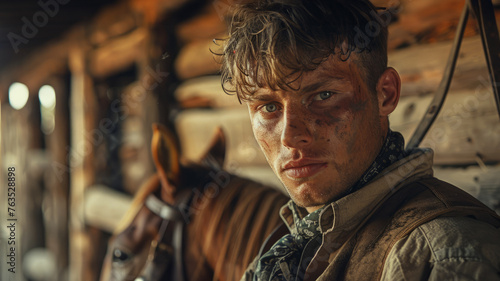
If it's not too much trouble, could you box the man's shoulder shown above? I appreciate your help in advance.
[395,176,500,226]
[382,216,500,281]
[389,176,500,256]
[389,212,500,261]
[416,216,500,253]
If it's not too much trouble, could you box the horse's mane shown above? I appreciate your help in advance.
[189,167,289,281]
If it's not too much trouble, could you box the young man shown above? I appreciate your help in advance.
[220,0,500,280]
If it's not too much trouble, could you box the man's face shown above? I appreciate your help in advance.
[246,55,387,212]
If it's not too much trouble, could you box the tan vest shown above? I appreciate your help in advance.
[318,177,500,280]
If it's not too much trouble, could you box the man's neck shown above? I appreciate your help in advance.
[306,204,326,214]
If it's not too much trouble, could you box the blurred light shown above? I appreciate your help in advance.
[39,85,56,134]
[8,82,29,110]
[39,85,56,109]
[23,248,57,281]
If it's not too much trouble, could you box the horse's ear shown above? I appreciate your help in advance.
[200,127,226,169]
[151,123,180,196]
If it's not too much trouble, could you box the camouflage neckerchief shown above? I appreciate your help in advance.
[253,202,324,281]
[253,130,406,281]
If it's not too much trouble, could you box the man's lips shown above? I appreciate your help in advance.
[282,160,327,179]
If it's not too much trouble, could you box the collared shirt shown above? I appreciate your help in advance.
[242,149,500,280]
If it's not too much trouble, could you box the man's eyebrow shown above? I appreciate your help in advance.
[246,93,275,102]
[244,75,346,102]
[299,82,324,94]
[299,76,345,94]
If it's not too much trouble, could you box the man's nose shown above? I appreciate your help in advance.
[281,107,313,149]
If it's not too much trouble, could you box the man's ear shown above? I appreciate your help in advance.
[376,67,401,117]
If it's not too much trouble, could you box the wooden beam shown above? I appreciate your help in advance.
[391,90,500,164]
[84,185,132,233]
[174,37,224,80]
[87,2,139,46]
[389,36,490,97]
[175,108,268,167]
[174,75,241,108]
[88,28,148,79]
[175,3,227,44]
[0,38,71,103]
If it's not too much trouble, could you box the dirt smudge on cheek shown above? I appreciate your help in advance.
[255,131,272,156]
[334,121,349,140]
[323,108,343,127]
[351,75,372,113]
[316,116,339,127]
[256,116,268,128]
[254,118,276,154]
[259,139,271,152]
[351,99,368,113]
[348,60,373,112]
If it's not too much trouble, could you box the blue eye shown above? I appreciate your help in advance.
[264,103,278,112]
[314,91,333,101]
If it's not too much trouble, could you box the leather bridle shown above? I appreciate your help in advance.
[134,190,193,281]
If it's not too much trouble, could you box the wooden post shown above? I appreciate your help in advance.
[44,77,70,281]
[68,39,99,281]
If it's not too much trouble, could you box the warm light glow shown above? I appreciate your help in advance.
[8,82,29,110]
[38,85,56,134]
[39,85,56,109]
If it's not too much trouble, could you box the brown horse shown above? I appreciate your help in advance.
[100,123,289,281]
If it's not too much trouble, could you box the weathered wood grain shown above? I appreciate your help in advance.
[174,37,224,80]
[175,3,227,44]
[391,90,500,164]
[68,42,100,281]
[84,185,132,233]
[88,2,139,46]
[175,75,240,108]
[88,28,147,78]
[389,36,490,97]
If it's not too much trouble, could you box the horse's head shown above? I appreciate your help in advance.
[101,123,289,281]
[100,123,226,281]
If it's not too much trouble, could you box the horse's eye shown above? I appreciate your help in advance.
[112,249,130,263]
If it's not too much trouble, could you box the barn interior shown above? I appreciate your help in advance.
[1,0,500,280]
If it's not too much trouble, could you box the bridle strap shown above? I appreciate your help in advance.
[172,218,185,281]
[140,191,192,281]
[145,194,184,222]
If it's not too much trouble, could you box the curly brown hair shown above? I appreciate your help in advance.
[220,0,389,101]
